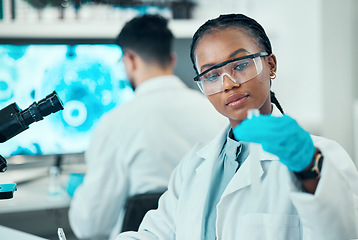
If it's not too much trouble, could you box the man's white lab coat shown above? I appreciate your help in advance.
[68,76,227,240]
[116,117,358,240]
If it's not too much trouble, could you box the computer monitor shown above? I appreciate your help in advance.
[0,39,134,157]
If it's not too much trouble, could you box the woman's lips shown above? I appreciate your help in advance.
[225,93,249,108]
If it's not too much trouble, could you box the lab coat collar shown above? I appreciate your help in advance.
[223,146,279,197]
[196,104,282,163]
[134,75,186,97]
[194,104,282,193]
[196,125,228,163]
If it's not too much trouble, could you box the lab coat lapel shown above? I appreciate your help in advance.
[195,125,229,176]
[221,104,283,196]
[221,145,279,198]
[184,105,282,237]
[188,126,229,234]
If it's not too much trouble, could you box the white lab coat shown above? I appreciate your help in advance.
[116,107,358,240]
[68,75,227,240]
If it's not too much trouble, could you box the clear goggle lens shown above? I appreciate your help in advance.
[196,55,265,96]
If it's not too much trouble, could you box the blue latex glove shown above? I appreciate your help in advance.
[232,114,315,172]
[66,173,85,197]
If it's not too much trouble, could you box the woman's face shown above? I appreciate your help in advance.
[194,28,276,128]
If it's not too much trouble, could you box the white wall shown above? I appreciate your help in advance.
[321,0,356,163]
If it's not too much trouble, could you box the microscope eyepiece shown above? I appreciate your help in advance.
[21,91,64,126]
[0,91,64,143]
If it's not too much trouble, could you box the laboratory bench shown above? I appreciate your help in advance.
[0,153,86,240]
[0,225,47,240]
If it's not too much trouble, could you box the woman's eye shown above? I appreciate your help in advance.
[234,60,250,71]
[204,75,219,82]
[202,72,220,82]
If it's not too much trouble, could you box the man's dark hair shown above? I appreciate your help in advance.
[115,14,174,68]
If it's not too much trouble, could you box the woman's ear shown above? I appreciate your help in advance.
[267,53,277,78]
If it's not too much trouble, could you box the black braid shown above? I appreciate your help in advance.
[270,91,284,114]
[190,13,284,113]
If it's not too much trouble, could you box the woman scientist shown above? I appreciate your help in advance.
[115,13,358,240]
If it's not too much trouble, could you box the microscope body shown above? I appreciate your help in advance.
[0,91,64,199]
[0,103,30,143]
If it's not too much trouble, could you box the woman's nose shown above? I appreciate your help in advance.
[222,73,240,92]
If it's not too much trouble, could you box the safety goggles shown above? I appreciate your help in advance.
[194,52,268,95]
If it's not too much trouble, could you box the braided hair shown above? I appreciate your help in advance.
[190,14,284,114]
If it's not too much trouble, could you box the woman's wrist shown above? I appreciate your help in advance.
[295,148,323,180]
[303,148,320,171]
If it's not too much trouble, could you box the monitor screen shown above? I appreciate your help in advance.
[0,43,134,157]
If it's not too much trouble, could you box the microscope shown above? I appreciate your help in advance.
[0,91,64,199]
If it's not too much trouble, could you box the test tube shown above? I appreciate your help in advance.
[58,228,67,240]
[247,109,261,196]
[48,166,62,197]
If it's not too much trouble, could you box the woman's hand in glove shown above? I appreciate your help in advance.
[233,114,315,172]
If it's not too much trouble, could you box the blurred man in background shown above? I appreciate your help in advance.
[68,14,227,240]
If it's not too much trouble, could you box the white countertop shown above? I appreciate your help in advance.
[0,225,48,239]
[0,153,86,213]
[0,167,75,214]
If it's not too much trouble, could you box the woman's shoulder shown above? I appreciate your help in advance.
[178,126,229,173]
[311,134,342,149]
[310,134,353,162]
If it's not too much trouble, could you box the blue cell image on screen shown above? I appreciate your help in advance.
[0,44,134,157]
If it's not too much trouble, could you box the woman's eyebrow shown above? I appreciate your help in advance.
[228,48,249,58]
[200,63,215,72]
[200,48,249,72]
